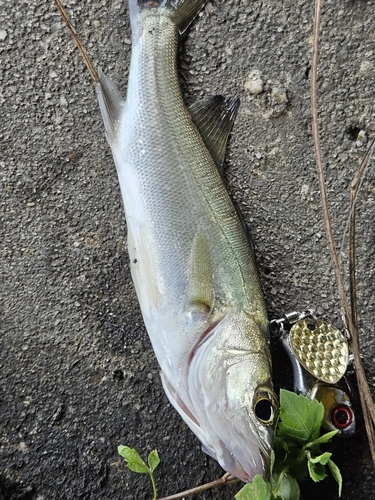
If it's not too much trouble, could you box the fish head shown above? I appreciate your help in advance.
[186,307,278,482]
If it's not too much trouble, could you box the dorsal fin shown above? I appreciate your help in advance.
[189,95,240,176]
[97,68,125,145]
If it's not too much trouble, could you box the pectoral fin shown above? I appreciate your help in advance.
[187,232,213,312]
[188,96,240,176]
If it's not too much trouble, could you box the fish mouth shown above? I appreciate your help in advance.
[228,453,269,484]
[223,432,272,482]
[201,429,271,482]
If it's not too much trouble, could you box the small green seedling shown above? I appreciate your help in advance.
[118,445,160,500]
[118,390,342,499]
[235,390,342,500]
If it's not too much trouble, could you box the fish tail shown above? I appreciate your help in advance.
[129,0,206,34]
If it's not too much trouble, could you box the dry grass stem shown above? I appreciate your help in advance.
[157,474,238,500]
[348,138,375,337]
[311,0,351,331]
[348,138,375,463]
[54,0,98,84]
[312,0,375,467]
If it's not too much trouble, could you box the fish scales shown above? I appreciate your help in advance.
[98,0,278,482]
[115,11,266,356]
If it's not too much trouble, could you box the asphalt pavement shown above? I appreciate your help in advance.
[1,0,375,498]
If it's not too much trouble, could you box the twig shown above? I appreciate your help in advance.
[310,0,352,332]
[53,0,98,84]
[348,138,375,463]
[311,0,375,467]
[157,473,238,500]
[339,139,375,259]
[349,139,375,339]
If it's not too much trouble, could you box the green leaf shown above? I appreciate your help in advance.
[270,449,275,473]
[308,430,338,447]
[308,451,331,465]
[118,445,150,474]
[235,474,272,500]
[274,473,300,500]
[327,459,343,497]
[307,460,327,483]
[273,437,289,468]
[274,436,296,455]
[288,459,309,483]
[278,390,324,444]
[262,391,342,499]
[147,450,160,473]
[277,423,311,445]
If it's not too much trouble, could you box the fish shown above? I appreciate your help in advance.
[97,0,278,482]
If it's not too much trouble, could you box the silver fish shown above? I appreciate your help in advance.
[97,0,277,482]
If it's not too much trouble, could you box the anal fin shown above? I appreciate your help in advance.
[97,68,125,145]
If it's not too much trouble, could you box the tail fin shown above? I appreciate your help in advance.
[129,0,206,34]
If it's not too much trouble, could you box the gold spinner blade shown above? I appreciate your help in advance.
[289,319,349,384]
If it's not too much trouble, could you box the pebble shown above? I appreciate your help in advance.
[244,70,263,95]
[0,30,7,41]
[337,48,348,61]
[301,184,309,200]
[19,441,28,452]
[271,87,288,105]
[356,129,367,146]
[359,60,373,76]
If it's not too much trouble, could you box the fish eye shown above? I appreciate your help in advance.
[330,404,353,430]
[255,398,274,423]
[253,388,278,425]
